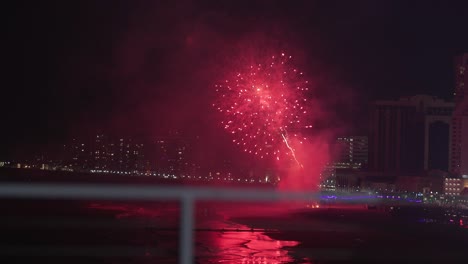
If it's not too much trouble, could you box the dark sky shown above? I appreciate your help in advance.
[3,0,468,159]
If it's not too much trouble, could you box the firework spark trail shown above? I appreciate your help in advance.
[281,132,303,168]
[214,52,312,164]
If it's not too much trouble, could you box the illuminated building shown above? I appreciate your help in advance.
[335,136,368,169]
[154,139,177,173]
[451,53,468,176]
[93,134,109,170]
[74,139,88,169]
[320,136,367,191]
[89,135,145,172]
[62,138,89,171]
[335,169,361,191]
[319,166,336,191]
[444,178,464,196]
[153,135,192,174]
[370,95,453,173]
[112,138,144,172]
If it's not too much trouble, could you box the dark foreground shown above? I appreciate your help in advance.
[1,198,467,264]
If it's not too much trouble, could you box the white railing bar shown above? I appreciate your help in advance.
[0,183,329,201]
[180,196,194,264]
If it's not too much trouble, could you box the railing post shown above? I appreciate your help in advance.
[180,195,194,264]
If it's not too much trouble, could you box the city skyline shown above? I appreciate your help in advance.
[1,1,468,193]
[3,1,468,160]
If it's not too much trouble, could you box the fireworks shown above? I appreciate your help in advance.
[213,52,311,165]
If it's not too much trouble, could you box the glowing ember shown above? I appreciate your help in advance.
[214,52,311,166]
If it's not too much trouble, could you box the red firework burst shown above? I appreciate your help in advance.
[214,52,312,163]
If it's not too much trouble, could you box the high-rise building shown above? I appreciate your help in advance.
[90,135,144,172]
[451,53,468,176]
[112,138,144,172]
[92,134,110,170]
[320,136,368,191]
[153,136,192,174]
[335,136,368,169]
[68,138,89,170]
[370,95,453,173]
[425,100,454,171]
[453,53,468,106]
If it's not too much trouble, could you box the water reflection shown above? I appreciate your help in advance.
[197,221,300,263]
[88,202,302,263]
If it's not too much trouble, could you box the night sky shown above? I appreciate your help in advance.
[3,0,468,159]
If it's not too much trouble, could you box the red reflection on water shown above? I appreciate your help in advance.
[88,202,303,263]
[197,222,300,264]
